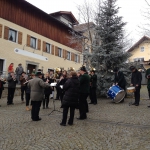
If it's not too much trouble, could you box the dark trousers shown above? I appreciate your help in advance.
[7,88,15,104]
[21,86,26,101]
[61,106,76,125]
[31,101,42,120]
[134,87,140,105]
[90,88,97,104]
[0,89,2,99]
[55,86,60,99]
[79,93,89,119]
[26,93,31,106]
[148,90,150,99]
[43,94,50,107]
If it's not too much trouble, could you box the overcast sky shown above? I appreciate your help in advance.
[26,0,149,43]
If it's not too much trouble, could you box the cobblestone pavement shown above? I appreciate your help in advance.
[0,85,150,150]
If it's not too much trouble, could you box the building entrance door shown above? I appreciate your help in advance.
[0,59,4,74]
[27,64,36,74]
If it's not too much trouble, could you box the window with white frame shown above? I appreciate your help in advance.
[140,47,144,52]
[67,51,71,60]
[58,48,62,57]
[46,43,51,53]
[30,37,37,49]
[75,54,78,62]
[9,29,17,42]
[133,58,144,62]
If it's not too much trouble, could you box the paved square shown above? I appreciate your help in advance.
[0,85,150,150]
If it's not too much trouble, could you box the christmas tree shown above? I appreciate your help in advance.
[89,0,133,96]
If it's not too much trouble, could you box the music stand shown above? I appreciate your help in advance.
[48,83,62,116]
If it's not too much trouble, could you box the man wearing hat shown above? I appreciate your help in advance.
[77,66,90,120]
[28,71,50,121]
[20,71,27,103]
[113,67,126,102]
[89,70,97,105]
[130,66,142,106]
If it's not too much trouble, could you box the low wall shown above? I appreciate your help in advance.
[2,84,21,98]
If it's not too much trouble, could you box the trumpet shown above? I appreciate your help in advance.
[0,77,6,81]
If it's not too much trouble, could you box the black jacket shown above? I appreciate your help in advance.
[114,71,126,88]
[131,69,142,88]
[43,77,52,95]
[0,80,6,90]
[7,76,18,88]
[62,76,80,107]
[90,74,97,88]
[79,73,90,93]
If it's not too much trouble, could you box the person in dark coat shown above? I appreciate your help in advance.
[130,66,142,106]
[43,72,52,109]
[7,72,18,105]
[28,71,50,121]
[77,66,90,120]
[145,68,150,107]
[60,71,80,126]
[113,67,126,102]
[89,70,97,105]
[20,72,27,102]
[0,76,6,107]
[57,74,68,108]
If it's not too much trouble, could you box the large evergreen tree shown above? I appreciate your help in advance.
[90,0,132,96]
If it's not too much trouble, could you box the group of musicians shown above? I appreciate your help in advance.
[0,65,150,124]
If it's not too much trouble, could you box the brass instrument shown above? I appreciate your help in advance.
[70,67,75,71]
[0,77,6,82]
[90,67,96,71]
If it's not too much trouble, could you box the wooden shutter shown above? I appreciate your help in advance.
[63,50,67,59]
[51,45,54,55]
[55,46,58,56]
[43,41,46,52]
[18,31,22,45]
[71,53,74,61]
[4,26,9,40]
[0,24,2,38]
[37,39,41,50]
[78,55,80,63]
[26,34,30,46]
[63,50,65,58]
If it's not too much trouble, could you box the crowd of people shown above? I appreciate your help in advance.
[0,63,150,125]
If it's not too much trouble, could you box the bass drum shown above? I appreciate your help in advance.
[107,85,126,103]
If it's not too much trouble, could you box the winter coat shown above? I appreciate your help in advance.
[0,80,6,90]
[145,68,150,90]
[7,76,18,88]
[28,77,49,101]
[90,74,97,89]
[20,75,27,87]
[114,71,126,88]
[131,69,142,88]
[62,76,80,107]
[79,73,90,94]
[43,77,52,95]
[15,66,24,75]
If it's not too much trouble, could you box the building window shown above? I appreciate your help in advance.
[67,51,71,60]
[133,58,144,62]
[46,43,51,53]
[75,54,78,62]
[9,29,17,42]
[30,37,37,49]
[58,48,62,57]
[140,47,144,52]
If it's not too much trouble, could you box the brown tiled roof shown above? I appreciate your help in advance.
[49,11,79,25]
[73,22,95,32]
[128,35,150,52]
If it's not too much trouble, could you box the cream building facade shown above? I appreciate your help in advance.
[128,36,150,69]
[0,18,83,75]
